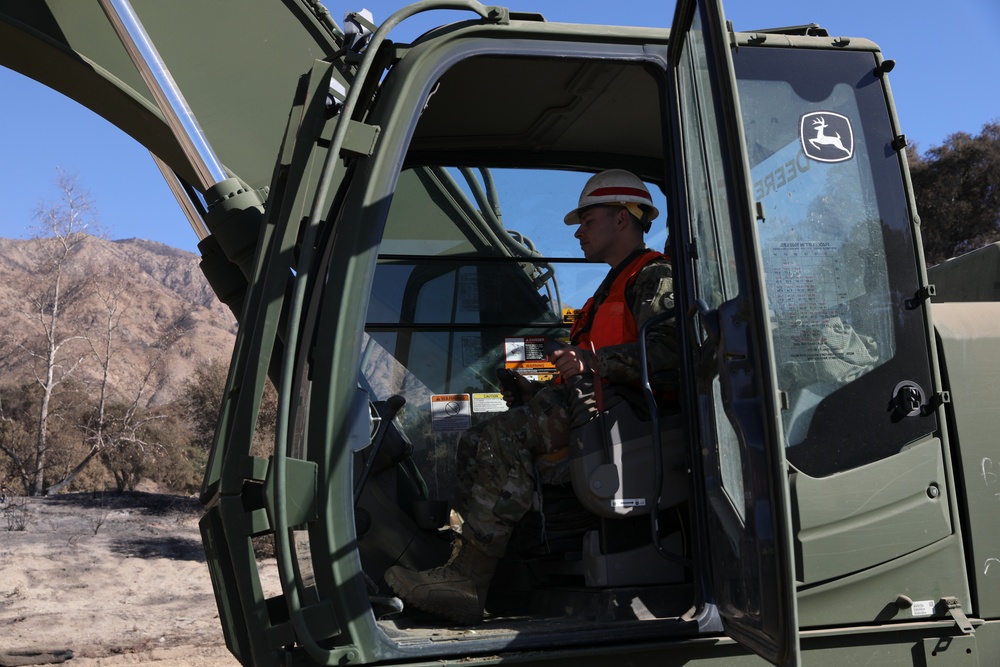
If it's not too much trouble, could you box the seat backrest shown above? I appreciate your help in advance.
[569,401,688,519]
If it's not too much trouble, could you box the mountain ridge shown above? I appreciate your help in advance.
[0,234,236,407]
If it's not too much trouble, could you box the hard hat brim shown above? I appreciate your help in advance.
[564,202,660,228]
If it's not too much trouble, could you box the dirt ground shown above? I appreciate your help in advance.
[0,492,274,667]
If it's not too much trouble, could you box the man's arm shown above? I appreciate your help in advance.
[594,260,678,385]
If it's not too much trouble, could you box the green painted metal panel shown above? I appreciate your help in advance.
[929,243,1000,303]
[797,534,971,629]
[934,301,1000,619]
[792,438,952,584]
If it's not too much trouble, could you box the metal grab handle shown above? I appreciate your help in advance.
[686,299,721,387]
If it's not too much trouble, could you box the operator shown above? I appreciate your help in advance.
[384,169,678,624]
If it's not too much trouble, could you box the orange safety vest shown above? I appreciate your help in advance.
[569,249,667,351]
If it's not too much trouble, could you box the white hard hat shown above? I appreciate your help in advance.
[564,169,659,232]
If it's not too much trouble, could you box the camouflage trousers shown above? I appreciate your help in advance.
[452,380,596,558]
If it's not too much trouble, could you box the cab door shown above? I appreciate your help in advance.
[666,1,799,665]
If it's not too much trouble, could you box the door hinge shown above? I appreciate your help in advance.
[925,390,951,414]
[905,284,935,309]
[942,597,975,635]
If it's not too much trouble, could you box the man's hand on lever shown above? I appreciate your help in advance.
[546,341,593,380]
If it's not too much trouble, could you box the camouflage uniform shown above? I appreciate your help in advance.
[453,250,677,558]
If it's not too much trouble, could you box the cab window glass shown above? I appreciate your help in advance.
[675,20,745,520]
[363,166,667,482]
[735,47,936,475]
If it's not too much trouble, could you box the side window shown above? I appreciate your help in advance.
[735,47,936,475]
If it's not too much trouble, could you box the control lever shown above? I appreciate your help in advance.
[543,339,566,356]
[495,368,525,407]
[496,340,567,408]
[545,339,586,387]
[547,339,602,413]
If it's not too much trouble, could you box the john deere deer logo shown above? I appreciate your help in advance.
[800,111,854,163]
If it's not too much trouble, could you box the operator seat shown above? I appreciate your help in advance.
[568,393,690,587]
[560,307,691,588]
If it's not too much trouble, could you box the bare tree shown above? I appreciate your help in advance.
[181,358,230,453]
[0,340,29,492]
[4,170,217,495]
[95,320,185,492]
[96,402,163,493]
[46,265,190,494]
[43,266,131,495]
[16,170,97,495]
[181,357,278,459]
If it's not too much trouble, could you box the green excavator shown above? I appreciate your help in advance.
[2,1,998,665]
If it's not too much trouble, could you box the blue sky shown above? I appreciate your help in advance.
[1,1,997,254]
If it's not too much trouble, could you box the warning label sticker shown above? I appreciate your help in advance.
[504,336,558,375]
[472,393,507,413]
[562,307,582,325]
[430,394,472,432]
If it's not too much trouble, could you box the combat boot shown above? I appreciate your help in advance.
[383,538,499,625]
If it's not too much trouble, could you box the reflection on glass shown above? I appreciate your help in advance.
[740,78,894,447]
[676,14,745,521]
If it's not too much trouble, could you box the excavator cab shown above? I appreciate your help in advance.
[354,157,691,601]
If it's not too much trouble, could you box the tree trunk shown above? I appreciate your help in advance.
[32,367,54,496]
[44,445,100,496]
